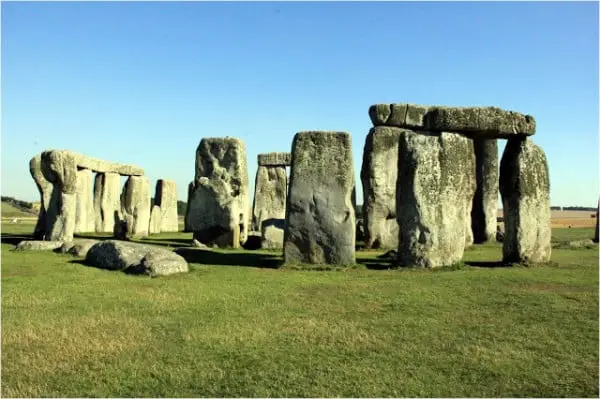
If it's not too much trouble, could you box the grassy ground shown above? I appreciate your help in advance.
[1,222,598,397]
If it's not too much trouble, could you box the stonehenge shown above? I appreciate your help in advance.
[30,149,178,243]
[284,131,356,265]
[186,137,250,248]
[154,179,179,233]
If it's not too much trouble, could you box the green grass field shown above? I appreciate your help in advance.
[1,221,598,397]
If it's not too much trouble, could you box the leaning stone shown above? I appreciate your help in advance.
[257,152,291,167]
[120,176,151,238]
[284,131,356,265]
[85,240,188,276]
[148,205,162,234]
[94,172,122,233]
[154,179,178,232]
[396,130,476,268]
[74,169,96,233]
[15,240,64,251]
[261,219,284,249]
[360,126,403,249]
[500,137,551,263]
[471,139,499,243]
[188,137,249,248]
[252,165,287,232]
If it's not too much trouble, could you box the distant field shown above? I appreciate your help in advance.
[496,210,597,228]
[0,202,37,219]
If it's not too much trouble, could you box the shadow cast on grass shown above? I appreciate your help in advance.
[174,248,282,269]
[464,260,509,268]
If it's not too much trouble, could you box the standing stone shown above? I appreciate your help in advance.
[94,172,122,233]
[396,131,476,268]
[74,169,96,233]
[29,155,53,239]
[40,150,78,242]
[499,137,551,263]
[284,131,356,265]
[149,205,162,234]
[155,179,178,232]
[188,137,250,248]
[594,200,599,243]
[184,181,194,232]
[360,126,402,249]
[120,176,151,238]
[252,165,287,232]
[471,138,499,243]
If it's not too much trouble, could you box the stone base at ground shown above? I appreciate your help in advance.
[261,219,284,249]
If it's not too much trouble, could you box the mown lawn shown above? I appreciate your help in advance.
[1,223,598,397]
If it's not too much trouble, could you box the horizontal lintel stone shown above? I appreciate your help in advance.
[257,152,291,166]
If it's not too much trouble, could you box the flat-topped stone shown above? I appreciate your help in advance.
[369,104,536,138]
[41,149,144,176]
[257,152,291,166]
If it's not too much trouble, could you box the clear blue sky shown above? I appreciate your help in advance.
[2,1,598,207]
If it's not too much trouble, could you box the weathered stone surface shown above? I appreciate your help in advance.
[85,240,188,276]
[252,165,287,232]
[120,176,151,238]
[369,104,536,138]
[74,169,96,233]
[284,131,356,265]
[261,219,284,249]
[44,190,77,242]
[15,240,63,251]
[59,239,99,257]
[94,172,122,233]
[149,205,162,234]
[184,181,194,232]
[499,137,551,263]
[360,126,403,249]
[188,137,250,248]
[257,152,291,167]
[471,139,499,243]
[155,179,178,232]
[396,130,476,268]
[30,155,53,239]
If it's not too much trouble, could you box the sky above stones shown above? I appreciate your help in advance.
[2,1,598,207]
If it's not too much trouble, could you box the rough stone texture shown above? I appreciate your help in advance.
[120,176,151,238]
[369,104,536,138]
[29,155,53,239]
[85,240,188,276]
[252,165,287,232]
[94,172,122,233]
[41,149,144,176]
[499,137,551,263]
[188,137,250,248]
[396,130,476,268]
[257,152,291,167]
[360,126,403,249]
[149,205,162,234]
[59,239,99,257]
[74,169,96,233]
[261,219,284,249]
[471,139,499,243]
[184,181,194,232]
[155,179,178,232]
[284,131,356,265]
[15,240,64,251]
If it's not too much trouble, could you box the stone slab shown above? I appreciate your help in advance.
[257,152,291,167]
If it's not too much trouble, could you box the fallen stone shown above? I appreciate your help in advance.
[396,130,476,268]
[15,240,64,251]
[59,239,99,257]
[500,137,551,263]
[188,137,250,248]
[85,240,188,276]
[284,131,356,265]
[120,176,151,237]
[252,165,287,232]
[94,172,122,233]
[257,152,291,167]
[261,219,284,249]
[148,205,162,234]
[184,181,194,232]
[471,139,499,243]
[155,179,178,232]
[360,126,403,249]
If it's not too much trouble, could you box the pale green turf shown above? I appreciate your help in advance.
[1,223,598,397]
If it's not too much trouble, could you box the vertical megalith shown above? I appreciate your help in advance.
[184,181,194,232]
[40,150,78,242]
[120,176,151,238]
[471,138,499,243]
[499,137,551,263]
[155,179,178,232]
[360,126,403,249]
[94,172,122,233]
[396,131,476,268]
[594,200,599,243]
[29,155,53,239]
[188,137,249,248]
[75,168,96,233]
[284,131,356,265]
[252,166,287,239]
[149,205,162,235]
